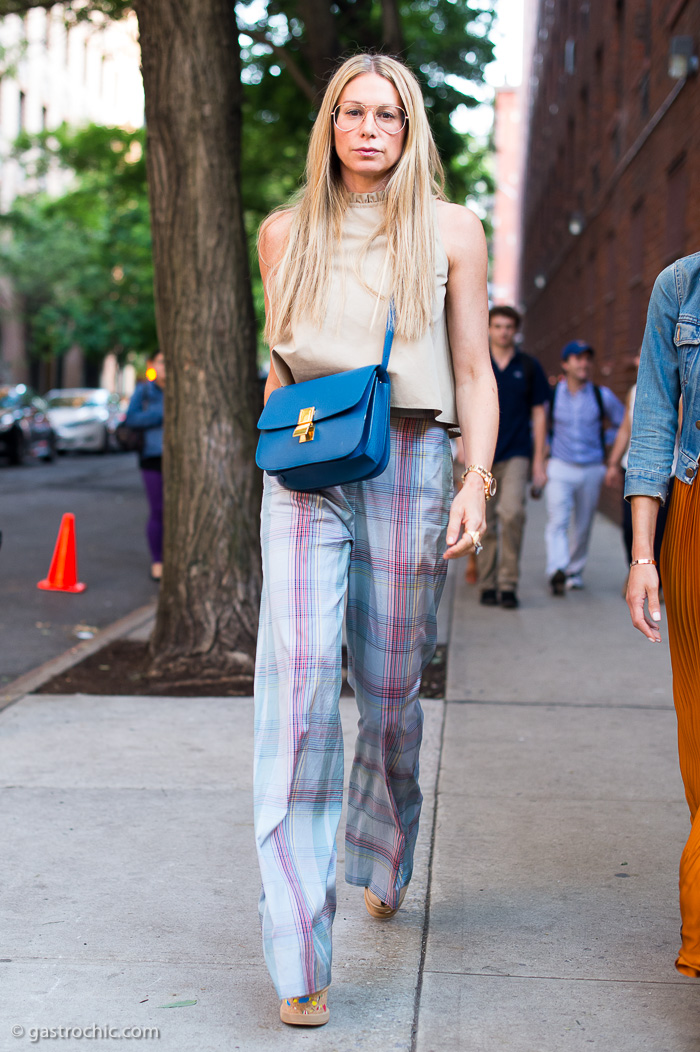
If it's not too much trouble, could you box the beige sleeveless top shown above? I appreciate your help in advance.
[271,190,459,430]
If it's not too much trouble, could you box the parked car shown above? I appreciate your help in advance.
[45,388,123,453]
[109,397,129,450]
[0,384,57,465]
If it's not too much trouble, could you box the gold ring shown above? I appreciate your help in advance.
[468,530,483,555]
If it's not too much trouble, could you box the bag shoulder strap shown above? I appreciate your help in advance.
[380,298,396,371]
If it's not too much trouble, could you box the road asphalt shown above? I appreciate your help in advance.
[0,452,158,684]
[2,496,697,1051]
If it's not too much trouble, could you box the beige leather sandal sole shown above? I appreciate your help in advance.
[279,988,329,1026]
[364,885,407,920]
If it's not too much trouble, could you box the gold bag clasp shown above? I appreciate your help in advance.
[293,406,315,442]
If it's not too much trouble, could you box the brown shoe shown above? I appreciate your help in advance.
[279,988,329,1026]
[364,885,407,920]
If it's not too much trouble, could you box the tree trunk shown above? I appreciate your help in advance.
[134,0,262,685]
[380,0,404,55]
[294,0,342,99]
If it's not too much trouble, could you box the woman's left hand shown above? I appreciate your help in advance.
[443,476,487,560]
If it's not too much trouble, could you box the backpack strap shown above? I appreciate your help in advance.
[592,384,606,457]
[549,381,608,457]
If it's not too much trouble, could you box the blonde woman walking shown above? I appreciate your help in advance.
[254,53,498,1026]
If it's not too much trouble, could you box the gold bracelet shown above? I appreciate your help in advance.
[630,558,657,568]
[460,464,497,500]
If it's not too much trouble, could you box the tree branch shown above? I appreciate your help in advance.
[242,27,316,104]
[0,1,131,20]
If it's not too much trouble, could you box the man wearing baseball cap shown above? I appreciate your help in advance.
[546,341,625,595]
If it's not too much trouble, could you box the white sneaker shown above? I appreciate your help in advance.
[566,574,584,590]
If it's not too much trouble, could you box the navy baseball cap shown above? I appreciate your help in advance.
[561,340,594,361]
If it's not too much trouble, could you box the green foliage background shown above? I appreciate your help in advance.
[0,0,495,369]
[0,125,157,365]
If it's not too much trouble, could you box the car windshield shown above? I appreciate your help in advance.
[48,392,107,409]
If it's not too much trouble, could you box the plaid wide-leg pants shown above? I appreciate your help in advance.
[253,417,453,999]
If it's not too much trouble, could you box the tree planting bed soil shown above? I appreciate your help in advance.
[36,641,447,699]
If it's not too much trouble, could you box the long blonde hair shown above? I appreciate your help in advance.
[262,53,446,347]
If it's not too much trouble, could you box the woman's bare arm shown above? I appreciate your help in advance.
[604,397,632,487]
[626,495,662,641]
[258,211,293,406]
[438,202,499,559]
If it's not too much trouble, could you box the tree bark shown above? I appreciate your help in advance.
[380,0,404,55]
[134,0,262,683]
[293,0,342,99]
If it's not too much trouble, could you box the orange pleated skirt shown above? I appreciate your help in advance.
[662,475,700,976]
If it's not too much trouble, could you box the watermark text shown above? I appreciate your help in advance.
[11,1025,160,1043]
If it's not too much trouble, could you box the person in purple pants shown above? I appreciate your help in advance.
[125,351,165,580]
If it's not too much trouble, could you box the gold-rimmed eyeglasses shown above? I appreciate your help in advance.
[333,102,408,135]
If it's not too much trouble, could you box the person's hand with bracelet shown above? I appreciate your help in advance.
[443,464,496,561]
[626,495,662,642]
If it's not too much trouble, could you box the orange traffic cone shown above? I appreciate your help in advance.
[37,513,86,593]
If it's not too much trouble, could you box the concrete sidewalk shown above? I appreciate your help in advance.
[1,498,697,1050]
[419,497,699,1051]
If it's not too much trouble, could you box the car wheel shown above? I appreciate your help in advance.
[44,438,56,462]
[8,431,25,466]
[99,426,110,454]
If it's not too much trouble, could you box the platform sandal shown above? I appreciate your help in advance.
[279,988,330,1026]
[364,884,407,920]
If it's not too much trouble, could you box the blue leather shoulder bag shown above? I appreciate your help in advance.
[255,300,395,491]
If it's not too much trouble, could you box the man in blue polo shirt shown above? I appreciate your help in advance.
[478,305,549,609]
[546,340,625,595]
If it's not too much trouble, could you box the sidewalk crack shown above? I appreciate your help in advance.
[410,697,447,1052]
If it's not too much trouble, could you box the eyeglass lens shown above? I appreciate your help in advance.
[334,103,406,133]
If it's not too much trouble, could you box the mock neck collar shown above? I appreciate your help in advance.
[347,189,388,205]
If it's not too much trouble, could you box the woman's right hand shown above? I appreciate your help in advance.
[626,564,662,642]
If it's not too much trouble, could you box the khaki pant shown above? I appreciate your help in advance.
[478,456,530,593]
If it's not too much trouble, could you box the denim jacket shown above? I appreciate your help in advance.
[125,380,164,461]
[625,251,700,504]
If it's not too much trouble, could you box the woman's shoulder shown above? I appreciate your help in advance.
[435,199,482,226]
[435,201,486,267]
[259,209,295,268]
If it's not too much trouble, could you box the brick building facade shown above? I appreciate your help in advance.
[520,0,700,398]
[490,86,523,307]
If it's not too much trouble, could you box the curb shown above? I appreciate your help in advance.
[0,602,157,713]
